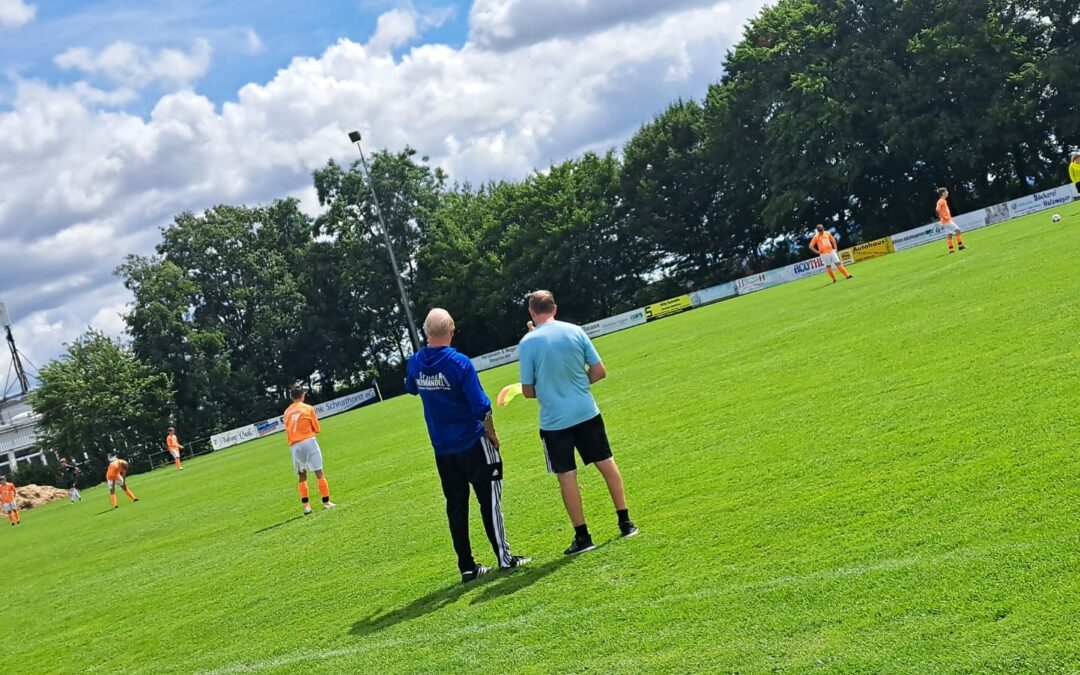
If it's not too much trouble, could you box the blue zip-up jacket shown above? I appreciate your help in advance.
[404,346,491,455]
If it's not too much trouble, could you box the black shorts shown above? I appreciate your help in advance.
[540,414,613,474]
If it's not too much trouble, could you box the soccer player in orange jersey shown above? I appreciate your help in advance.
[284,386,334,514]
[936,188,966,253]
[809,225,852,283]
[0,476,20,526]
[105,458,138,508]
[165,427,184,470]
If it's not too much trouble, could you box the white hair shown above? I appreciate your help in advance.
[423,308,455,339]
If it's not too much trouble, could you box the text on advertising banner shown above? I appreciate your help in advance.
[850,236,895,262]
[644,295,693,320]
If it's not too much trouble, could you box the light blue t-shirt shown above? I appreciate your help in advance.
[519,320,602,431]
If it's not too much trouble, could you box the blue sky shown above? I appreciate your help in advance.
[0,0,769,379]
[0,0,471,111]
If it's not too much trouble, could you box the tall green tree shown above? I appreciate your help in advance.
[30,330,173,479]
[117,199,313,437]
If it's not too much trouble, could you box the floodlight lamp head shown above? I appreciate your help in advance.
[0,303,10,329]
[348,130,362,144]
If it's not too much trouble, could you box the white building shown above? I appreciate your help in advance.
[0,395,45,475]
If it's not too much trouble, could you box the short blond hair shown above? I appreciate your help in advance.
[423,308,455,339]
[1072,152,1080,162]
[528,290,556,315]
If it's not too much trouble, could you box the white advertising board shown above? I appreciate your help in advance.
[471,345,520,372]
[582,308,647,338]
[691,282,737,307]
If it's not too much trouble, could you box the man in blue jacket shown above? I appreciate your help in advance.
[405,308,530,582]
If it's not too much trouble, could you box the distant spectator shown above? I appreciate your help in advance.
[59,458,81,503]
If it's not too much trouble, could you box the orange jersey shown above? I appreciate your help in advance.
[936,197,953,223]
[166,433,181,451]
[0,483,15,504]
[811,231,837,254]
[284,402,320,446]
[105,461,125,481]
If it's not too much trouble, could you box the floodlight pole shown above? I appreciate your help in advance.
[0,303,29,395]
[348,131,422,353]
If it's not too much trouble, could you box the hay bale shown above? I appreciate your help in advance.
[15,484,69,509]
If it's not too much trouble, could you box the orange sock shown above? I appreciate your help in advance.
[837,263,850,278]
[174,457,183,469]
[110,494,118,508]
[124,487,136,501]
[956,234,965,247]
[13,511,19,524]
[826,268,836,281]
[6,512,12,524]
[298,481,310,504]
[317,478,330,501]
[947,235,955,251]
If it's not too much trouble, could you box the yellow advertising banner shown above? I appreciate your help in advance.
[839,248,855,265]
[644,295,692,321]
[850,236,895,262]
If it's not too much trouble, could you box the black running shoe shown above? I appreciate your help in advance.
[620,520,639,538]
[461,564,491,583]
[959,245,966,250]
[500,555,532,570]
[564,536,596,556]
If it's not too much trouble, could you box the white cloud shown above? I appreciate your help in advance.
[469,0,718,50]
[54,38,213,89]
[0,0,35,29]
[244,28,264,55]
[0,1,768,373]
[368,9,419,53]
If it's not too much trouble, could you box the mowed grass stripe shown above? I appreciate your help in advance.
[9,203,1080,673]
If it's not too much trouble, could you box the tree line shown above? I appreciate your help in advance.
[27,0,1078,482]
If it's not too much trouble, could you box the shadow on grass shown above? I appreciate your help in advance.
[94,508,115,516]
[349,548,596,637]
[254,515,304,534]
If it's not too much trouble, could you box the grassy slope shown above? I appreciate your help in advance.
[9,203,1080,674]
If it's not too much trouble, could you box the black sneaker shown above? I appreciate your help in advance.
[501,555,532,570]
[461,564,491,583]
[959,245,966,250]
[564,536,596,556]
[620,520,639,538]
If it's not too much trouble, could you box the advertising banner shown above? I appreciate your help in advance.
[787,256,826,280]
[839,248,855,265]
[471,345,520,372]
[644,295,692,321]
[583,308,647,338]
[736,268,793,295]
[891,223,947,251]
[691,282,737,307]
[210,425,259,451]
[1006,184,1076,219]
[850,236,895,262]
[982,202,1010,227]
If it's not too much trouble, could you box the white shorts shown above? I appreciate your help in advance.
[2,502,17,513]
[169,450,180,459]
[940,221,961,235]
[107,478,126,490]
[820,251,841,266]
[290,438,324,473]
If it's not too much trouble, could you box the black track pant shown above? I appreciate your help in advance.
[435,437,513,572]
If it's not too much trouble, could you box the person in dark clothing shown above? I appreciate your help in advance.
[59,458,81,503]
[405,308,530,583]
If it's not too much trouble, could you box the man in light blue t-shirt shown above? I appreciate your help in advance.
[520,290,637,556]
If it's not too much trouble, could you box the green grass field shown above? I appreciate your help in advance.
[10,202,1080,674]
